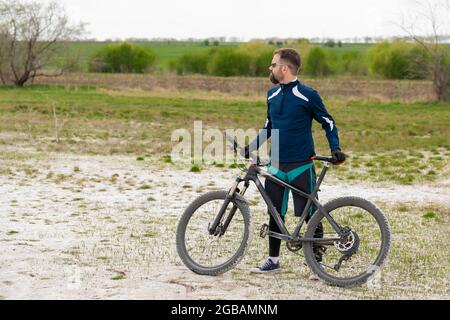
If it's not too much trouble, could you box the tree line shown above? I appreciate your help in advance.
[0,0,448,100]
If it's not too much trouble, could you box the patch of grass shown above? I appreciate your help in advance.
[143,231,158,238]
[423,211,436,219]
[0,167,14,175]
[190,165,201,173]
[162,155,173,164]
[336,148,449,184]
[54,173,71,183]
[394,174,415,185]
[6,230,19,236]
[110,173,119,183]
[136,156,145,161]
[139,184,152,190]
[111,274,126,281]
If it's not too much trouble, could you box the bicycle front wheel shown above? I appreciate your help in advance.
[303,197,391,287]
[176,191,252,276]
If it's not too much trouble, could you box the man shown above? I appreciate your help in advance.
[245,48,345,277]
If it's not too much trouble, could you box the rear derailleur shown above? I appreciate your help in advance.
[333,228,360,271]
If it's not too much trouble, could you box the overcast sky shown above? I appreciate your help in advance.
[48,0,449,40]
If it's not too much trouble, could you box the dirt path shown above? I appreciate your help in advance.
[0,151,448,299]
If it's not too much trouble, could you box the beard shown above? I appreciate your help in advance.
[269,72,280,84]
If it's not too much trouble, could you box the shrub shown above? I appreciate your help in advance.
[304,46,333,77]
[340,50,369,76]
[368,41,429,79]
[238,42,274,76]
[171,52,210,75]
[407,45,431,79]
[253,49,274,76]
[207,48,252,76]
[89,43,156,73]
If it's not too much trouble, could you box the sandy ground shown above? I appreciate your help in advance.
[0,150,449,300]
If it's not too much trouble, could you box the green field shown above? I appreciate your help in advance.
[0,84,448,185]
[51,41,373,72]
[53,41,240,71]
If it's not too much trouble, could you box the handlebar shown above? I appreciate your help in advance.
[310,155,344,165]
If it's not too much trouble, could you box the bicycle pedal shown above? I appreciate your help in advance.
[259,224,269,238]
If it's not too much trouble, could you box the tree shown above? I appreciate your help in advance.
[0,0,86,86]
[398,0,450,101]
[324,39,336,48]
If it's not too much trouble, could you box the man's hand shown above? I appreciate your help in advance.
[331,148,346,164]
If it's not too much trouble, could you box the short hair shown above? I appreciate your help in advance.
[273,48,301,75]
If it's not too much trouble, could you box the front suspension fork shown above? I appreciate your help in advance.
[208,178,249,236]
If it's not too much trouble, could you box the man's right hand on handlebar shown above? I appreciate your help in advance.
[331,148,346,164]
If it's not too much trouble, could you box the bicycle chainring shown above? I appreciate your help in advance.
[286,241,303,252]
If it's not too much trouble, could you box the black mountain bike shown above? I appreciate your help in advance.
[176,134,391,287]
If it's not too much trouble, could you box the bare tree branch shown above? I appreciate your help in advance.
[398,0,450,101]
[0,0,86,86]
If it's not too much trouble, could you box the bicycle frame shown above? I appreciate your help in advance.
[209,161,345,245]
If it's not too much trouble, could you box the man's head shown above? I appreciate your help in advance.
[269,48,301,84]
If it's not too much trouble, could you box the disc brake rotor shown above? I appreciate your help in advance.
[334,230,360,256]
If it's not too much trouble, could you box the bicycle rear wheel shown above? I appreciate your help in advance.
[176,191,252,276]
[303,197,391,287]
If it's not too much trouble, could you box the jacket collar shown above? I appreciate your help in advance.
[280,78,299,92]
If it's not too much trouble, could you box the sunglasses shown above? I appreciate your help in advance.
[269,62,287,68]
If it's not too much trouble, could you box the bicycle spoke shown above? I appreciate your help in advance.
[314,205,384,279]
[183,198,246,268]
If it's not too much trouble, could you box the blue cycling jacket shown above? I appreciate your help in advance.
[249,79,340,163]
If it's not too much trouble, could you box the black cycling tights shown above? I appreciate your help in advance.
[265,161,323,257]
